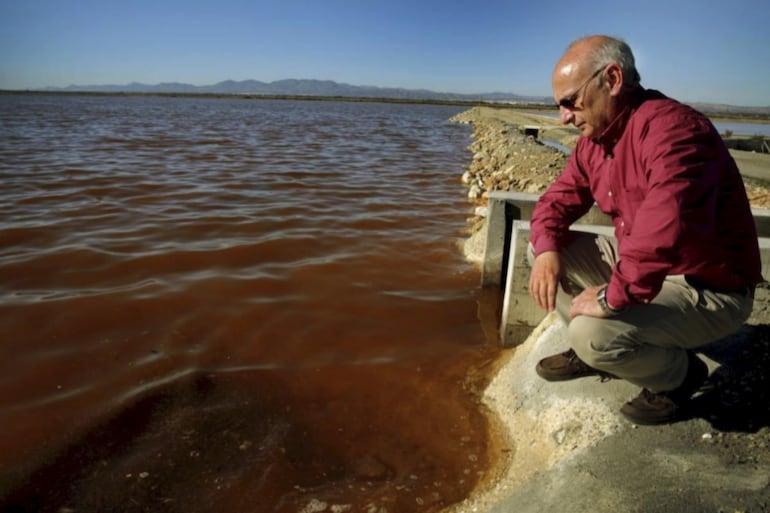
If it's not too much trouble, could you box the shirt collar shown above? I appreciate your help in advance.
[592,87,647,155]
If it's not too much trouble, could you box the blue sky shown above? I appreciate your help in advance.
[1,0,769,106]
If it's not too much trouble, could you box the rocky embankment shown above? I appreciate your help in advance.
[452,109,567,201]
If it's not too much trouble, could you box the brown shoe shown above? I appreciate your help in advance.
[620,352,708,425]
[535,348,614,382]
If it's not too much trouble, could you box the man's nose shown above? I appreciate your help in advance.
[559,107,574,125]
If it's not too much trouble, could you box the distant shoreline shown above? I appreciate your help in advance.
[0,89,555,111]
[3,89,769,122]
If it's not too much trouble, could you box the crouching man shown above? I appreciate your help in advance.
[529,35,762,425]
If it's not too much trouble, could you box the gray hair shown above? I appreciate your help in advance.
[570,35,641,86]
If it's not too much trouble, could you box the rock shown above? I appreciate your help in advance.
[353,455,392,480]
[452,110,567,209]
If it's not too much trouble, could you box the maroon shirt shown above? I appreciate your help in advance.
[531,89,762,310]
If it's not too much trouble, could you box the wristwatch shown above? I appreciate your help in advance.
[596,286,624,315]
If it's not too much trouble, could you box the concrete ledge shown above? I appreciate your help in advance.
[499,222,615,347]
[482,192,611,288]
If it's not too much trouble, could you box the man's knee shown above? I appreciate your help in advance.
[568,315,629,369]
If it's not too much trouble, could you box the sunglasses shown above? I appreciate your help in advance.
[557,66,605,110]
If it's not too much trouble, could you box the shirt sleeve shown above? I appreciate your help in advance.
[530,144,595,255]
[606,113,722,308]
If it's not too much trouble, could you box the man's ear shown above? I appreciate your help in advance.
[605,63,624,97]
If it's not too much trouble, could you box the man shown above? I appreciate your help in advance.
[528,35,762,425]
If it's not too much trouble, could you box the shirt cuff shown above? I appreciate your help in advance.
[605,279,630,311]
[532,236,560,256]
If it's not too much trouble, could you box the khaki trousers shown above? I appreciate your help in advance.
[532,231,755,392]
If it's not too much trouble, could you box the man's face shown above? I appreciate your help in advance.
[552,63,610,140]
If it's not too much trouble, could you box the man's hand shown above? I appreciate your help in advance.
[568,285,611,320]
[529,251,570,311]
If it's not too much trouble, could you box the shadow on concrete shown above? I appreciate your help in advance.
[692,323,770,432]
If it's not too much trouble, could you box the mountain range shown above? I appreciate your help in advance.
[45,78,552,103]
[41,78,770,115]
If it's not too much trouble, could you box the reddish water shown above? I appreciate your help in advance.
[0,95,503,512]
